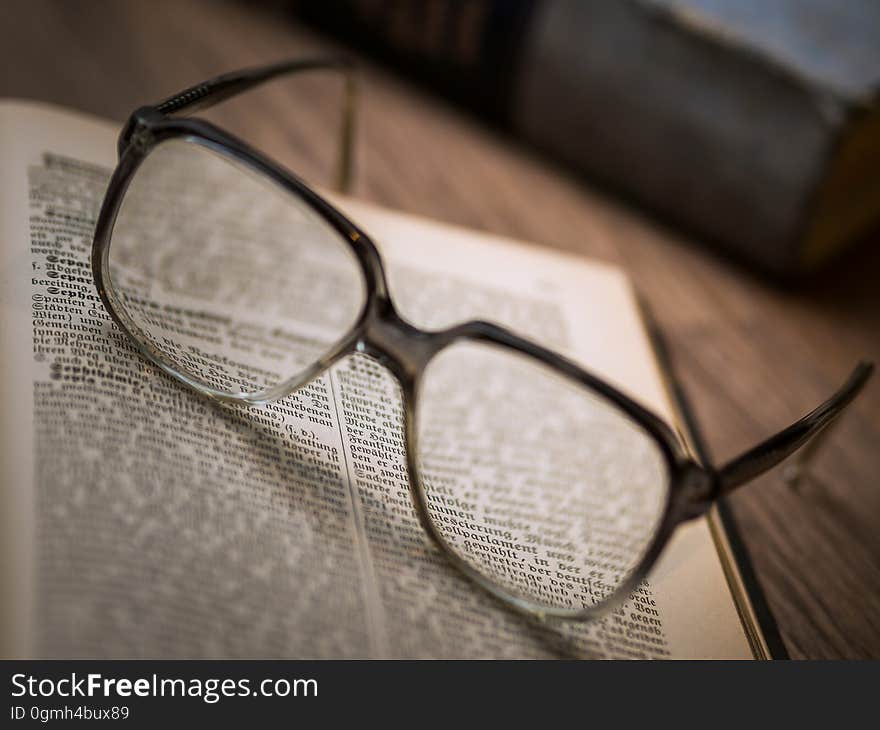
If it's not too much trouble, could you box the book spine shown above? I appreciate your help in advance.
[511,0,848,275]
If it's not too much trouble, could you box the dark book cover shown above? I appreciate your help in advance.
[300,0,880,277]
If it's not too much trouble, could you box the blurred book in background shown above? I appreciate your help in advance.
[299,0,880,278]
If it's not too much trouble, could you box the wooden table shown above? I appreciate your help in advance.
[4,0,877,659]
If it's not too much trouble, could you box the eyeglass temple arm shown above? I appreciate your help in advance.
[137,58,357,192]
[714,362,873,497]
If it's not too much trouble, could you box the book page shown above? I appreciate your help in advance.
[0,100,752,658]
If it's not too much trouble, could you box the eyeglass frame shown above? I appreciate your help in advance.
[91,58,873,622]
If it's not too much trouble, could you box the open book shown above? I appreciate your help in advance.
[0,100,778,659]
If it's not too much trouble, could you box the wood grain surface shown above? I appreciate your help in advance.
[2,0,877,659]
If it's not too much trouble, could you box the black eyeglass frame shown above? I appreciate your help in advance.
[91,58,873,622]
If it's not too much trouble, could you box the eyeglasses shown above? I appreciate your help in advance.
[92,59,873,621]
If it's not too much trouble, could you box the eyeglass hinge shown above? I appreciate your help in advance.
[680,462,717,520]
[118,107,161,158]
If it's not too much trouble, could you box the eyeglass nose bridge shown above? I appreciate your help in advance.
[355,297,438,387]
